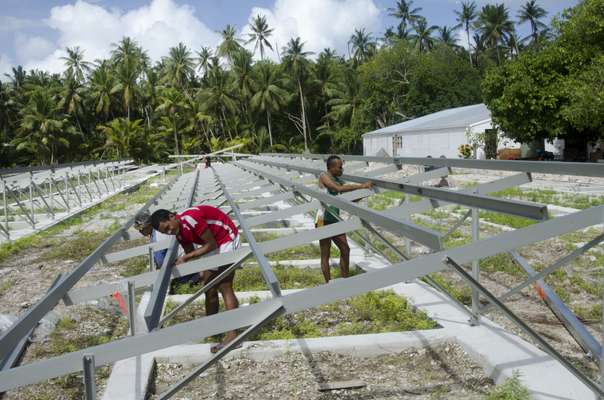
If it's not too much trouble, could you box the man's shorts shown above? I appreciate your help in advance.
[206,235,241,272]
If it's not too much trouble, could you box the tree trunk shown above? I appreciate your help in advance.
[172,117,180,156]
[267,109,273,148]
[466,28,473,67]
[298,79,308,152]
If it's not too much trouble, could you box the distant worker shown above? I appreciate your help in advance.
[205,156,212,168]
[151,205,240,353]
[134,211,200,287]
[316,155,373,283]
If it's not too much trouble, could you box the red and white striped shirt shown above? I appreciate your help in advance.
[175,205,238,247]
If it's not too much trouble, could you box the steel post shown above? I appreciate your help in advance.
[82,354,96,400]
[29,173,35,228]
[470,206,480,325]
[2,179,8,240]
[148,246,154,272]
[127,281,136,336]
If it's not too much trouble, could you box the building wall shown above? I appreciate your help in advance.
[363,129,467,158]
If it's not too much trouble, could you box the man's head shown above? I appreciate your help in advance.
[326,155,343,177]
[151,209,180,235]
[134,211,152,237]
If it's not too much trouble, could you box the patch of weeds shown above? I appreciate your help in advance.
[574,303,602,323]
[492,187,604,210]
[0,233,45,263]
[368,195,394,211]
[268,244,329,260]
[479,211,536,229]
[249,290,437,340]
[424,273,472,305]
[480,253,523,277]
[121,257,149,277]
[247,231,280,242]
[486,371,530,400]
[0,279,11,297]
[41,230,109,262]
[32,308,128,358]
[443,230,472,248]
[232,265,363,292]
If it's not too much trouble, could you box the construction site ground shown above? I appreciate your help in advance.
[1,165,603,399]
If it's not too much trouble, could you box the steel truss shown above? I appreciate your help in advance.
[0,154,603,399]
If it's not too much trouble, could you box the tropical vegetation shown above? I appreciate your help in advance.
[0,0,590,167]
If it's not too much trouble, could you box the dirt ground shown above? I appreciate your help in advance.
[152,342,494,400]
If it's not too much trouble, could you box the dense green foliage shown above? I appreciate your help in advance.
[0,0,563,167]
[483,0,604,145]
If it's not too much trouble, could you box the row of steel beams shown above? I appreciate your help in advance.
[261,152,604,177]
[0,204,600,392]
[0,169,191,361]
[250,157,548,221]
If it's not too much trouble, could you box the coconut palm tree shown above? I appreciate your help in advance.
[98,118,143,159]
[438,26,459,48]
[163,42,195,89]
[411,17,438,53]
[282,37,313,152]
[517,0,547,48]
[475,4,514,64]
[60,47,91,83]
[155,87,186,157]
[348,28,377,65]
[231,49,255,117]
[89,61,115,118]
[388,0,423,37]
[246,15,274,60]
[15,87,73,164]
[217,25,243,63]
[201,65,238,140]
[196,46,213,78]
[251,61,288,147]
[454,1,478,65]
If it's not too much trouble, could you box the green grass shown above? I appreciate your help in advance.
[170,264,364,294]
[479,211,536,229]
[492,187,604,210]
[121,257,149,277]
[0,280,12,297]
[486,371,531,400]
[424,273,472,305]
[249,290,438,340]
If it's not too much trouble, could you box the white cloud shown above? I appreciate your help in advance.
[21,0,221,74]
[14,34,55,64]
[0,54,14,80]
[241,0,381,61]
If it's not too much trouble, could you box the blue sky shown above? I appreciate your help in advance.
[0,0,578,77]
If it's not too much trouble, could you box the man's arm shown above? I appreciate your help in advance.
[319,173,373,194]
[175,229,217,265]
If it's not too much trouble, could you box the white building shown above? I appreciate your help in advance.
[363,103,497,158]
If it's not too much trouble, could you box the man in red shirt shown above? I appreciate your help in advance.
[150,205,240,353]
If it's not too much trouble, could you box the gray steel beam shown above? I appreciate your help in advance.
[382,172,532,219]
[261,153,604,177]
[0,206,599,392]
[65,218,362,305]
[0,175,179,361]
[510,251,601,360]
[236,161,443,249]
[213,166,282,297]
[444,256,604,398]
[249,158,548,221]
[0,274,63,372]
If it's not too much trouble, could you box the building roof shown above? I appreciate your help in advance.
[362,103,491,138]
